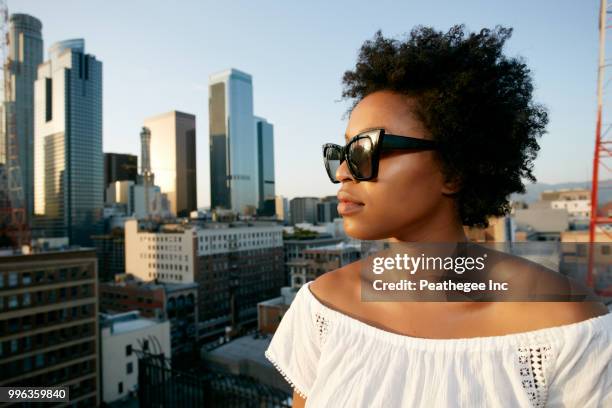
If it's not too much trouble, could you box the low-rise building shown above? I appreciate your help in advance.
[99,275,198,356]
[100,311,171,404]
[124,219,284,343]
[0,245,99,406]
[514,208,569,241]
[287,241,361,287]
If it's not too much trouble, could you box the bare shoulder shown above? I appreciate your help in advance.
[489,254,609,330]
[308,260,361,310]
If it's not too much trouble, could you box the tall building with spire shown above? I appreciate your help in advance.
[33,39,103,245]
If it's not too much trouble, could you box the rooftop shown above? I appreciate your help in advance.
[102,275,198,293]
[205,332,273,368]
[305,241,361,251]
[0,244,96,259]
[100,311,162,335]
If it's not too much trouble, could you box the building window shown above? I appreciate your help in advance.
[126,344,132,356]
[127,362,133,374]
[22,273,31,285]
[22,293,31,307]
[8,295,17,309]
[118,382,123,394]
[45,77,52,121]
[143,340,149,351]
[35,271,44,283]
[8,272,17,287]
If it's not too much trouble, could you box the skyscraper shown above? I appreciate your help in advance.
[290,197,319,225]
[255,116,276,216]
[209,68,258,215]
[104,153,137,187]
[143,111,196,217]
[33,39,103,246]
[103,153,137,203]
[4,14,43,222]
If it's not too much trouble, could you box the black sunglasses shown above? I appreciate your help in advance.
[322,128,439,183]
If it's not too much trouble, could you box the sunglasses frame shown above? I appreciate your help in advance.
[322,128,439,183]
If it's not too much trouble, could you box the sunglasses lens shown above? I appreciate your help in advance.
[348,137,374,179]
[324,145,342,182]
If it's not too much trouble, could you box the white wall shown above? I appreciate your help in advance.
[125,219,196,283]
[101,318,171,404]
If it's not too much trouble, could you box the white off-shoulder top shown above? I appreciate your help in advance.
[264,280,612,408]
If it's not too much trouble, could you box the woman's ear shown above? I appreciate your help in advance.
[441,174,462,196]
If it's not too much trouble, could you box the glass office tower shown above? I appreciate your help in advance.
[4,14,44,222]
[143,111,197,217]
[255,116,276,216]
[209,68,258,215]
[33,39,103,245]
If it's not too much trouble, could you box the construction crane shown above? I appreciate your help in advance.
[0,0,30,249]
[588,0,612,296]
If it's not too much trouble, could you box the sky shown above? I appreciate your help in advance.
[12,0,609,208]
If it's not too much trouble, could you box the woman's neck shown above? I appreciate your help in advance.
[387,208,468,244]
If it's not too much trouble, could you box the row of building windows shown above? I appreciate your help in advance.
[100,291,155,304]
[199,239,279,252]
[0,284,93,312]
[141,252,188,261]
[148,272,184,281]
[146,245,183,252]
[0,322,94,358]
[1,304,95,334]
[147,263,186,271]
[197,231,280,242]
[140,235,183,243]
[3,358,96,395]
[0,266,92,290]
[0,340,94,381]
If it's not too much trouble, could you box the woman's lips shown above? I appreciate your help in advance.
[338,201,365,215]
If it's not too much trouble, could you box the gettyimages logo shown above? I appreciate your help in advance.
[359,241,608,302]
[372,252,487,274]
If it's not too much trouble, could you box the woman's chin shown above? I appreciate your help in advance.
[343,221,387,241]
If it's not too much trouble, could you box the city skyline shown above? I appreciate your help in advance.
[12,0,607,208]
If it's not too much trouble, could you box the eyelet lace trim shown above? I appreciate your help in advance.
[264,349,308,400]
[315,311,331,346]
[517,345,553,407]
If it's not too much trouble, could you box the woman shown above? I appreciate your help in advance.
[265,25,611,407]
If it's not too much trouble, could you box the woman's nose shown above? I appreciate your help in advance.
[335,158,354,182]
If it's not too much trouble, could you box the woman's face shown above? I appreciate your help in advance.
[337,90,458,241]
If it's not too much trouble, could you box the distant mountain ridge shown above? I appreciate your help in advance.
[510,179,612,204]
